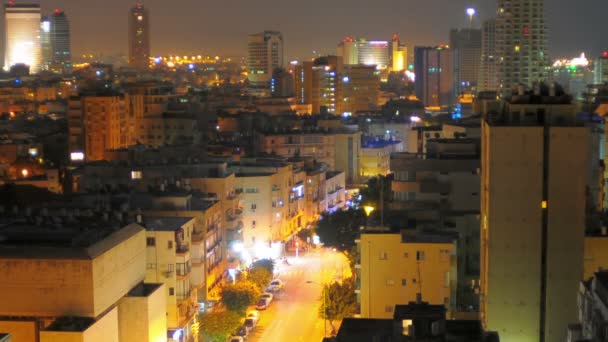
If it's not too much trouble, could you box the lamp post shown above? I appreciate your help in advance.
[363,205,375,228]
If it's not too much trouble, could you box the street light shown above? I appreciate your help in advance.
[306,280,329,337]
[363,206,375,217]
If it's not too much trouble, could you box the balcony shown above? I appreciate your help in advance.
[176,244,190,255]
[192,230,205,243]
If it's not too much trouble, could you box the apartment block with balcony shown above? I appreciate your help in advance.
[568,271,608,342]
[140,216,198,342]
[356,230,457,319]
[0,219,166,342]
[360,138,403,180]
[325,171,346,214]
[232,159,295,256]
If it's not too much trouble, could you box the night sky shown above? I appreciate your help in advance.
[19,0,608,61]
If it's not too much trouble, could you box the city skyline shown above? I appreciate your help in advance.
[0,0,605,62]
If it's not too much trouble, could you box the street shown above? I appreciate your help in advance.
[247,248,351,342]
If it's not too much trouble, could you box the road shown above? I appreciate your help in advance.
[247,248,351,342]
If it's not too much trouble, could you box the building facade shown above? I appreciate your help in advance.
[479,19,498,92]
[414,46,454,109]
[128,2,150,69]
[247,31,283,89]
[49,9,71,73]
[496,0,548,93]
[450,28,481,95]
[481,92,589,342]
[357,231,457,319]
[4,3,42,73]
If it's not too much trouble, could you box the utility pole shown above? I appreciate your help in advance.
[380,176,384,227]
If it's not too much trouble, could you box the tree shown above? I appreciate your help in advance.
[319,279,357,331]
[247,267,273,292]
[220,280,261,313]
[315,209,365,251]
[198,310,242,342]
[359,174,393,209]
[251,258,275,275]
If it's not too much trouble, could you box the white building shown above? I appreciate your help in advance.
[4,3,41,73]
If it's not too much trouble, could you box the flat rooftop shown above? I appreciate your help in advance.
[45,316,95,332]
[141,216,194,231]
[0,219,143,259]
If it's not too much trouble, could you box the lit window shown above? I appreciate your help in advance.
[131,170,142,179]
[541,200,548,209]
[402,319,413,335]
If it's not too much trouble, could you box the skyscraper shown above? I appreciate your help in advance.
[50,9,71,73]
[4,3,42,73]
[450,28,481,95]
[414,46,454,108]
[247,31,283,90]
[128,2,150,69]
[479,19,498,91]
[481,86,589,342]
[496,0,548,93]
[594,51,608,84]
[40,16,51,70]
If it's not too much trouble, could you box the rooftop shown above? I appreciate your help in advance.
[0,220,143,259]
[127,282,164,297]
[141,216,194,231]
[45,316,95,332]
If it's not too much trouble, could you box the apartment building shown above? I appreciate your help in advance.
[360,138,403,179]
[0,219,166,342]
[356,230,457,319]
[257,128,362,185]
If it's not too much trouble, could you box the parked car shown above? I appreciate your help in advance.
[256,297,270,310]
[260,292,273,304]
[267,279,284,292]
[229,336,244,342]
[244,318,257,331]
[246,310,259,323]
[235,326,249,339]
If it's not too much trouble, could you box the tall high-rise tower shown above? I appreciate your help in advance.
[450,28,481,95]
[4,3,42,73]
[247,31,283,89]
[128,2,150,69]
[50,9,71,73]
[481,86,589,342]
[479,19,498,91]
[414,46,454,108]
[496,0,548,93]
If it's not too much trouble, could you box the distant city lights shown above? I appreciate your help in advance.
[552,52,589,68]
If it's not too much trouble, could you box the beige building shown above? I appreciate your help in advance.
[481,95,589,342]
[584,234,608,280]
[258,129,362,185]
[356,230,457,319]
[360,140,403,179]
[232,160,298,255]
[0,221,166,342]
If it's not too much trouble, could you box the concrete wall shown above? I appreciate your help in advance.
[359,234,455,319]
[118,284,167,342]
[40,307,119,342]
[584,236,608,279]
[0,258,94,317]
[92,230,147,317]
[0,321,36,342]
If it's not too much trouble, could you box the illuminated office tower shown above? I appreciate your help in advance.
[128,2,150,69]
[391,34,407,72]
[49,9,71,73]
[40,16,51,70]
[594,51,608,84]
[4,3,42,73]
[496,0,548,93]
[247,31,283,88]
[339,38,390,69]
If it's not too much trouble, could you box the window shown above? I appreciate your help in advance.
[169,287,175,296]
[416,251,425,261]
[402,319,413,336]
[413,278,417,284]
[131,170,142,179]
[385,279,395,286]
[404,252,409,258]
[402,279,407,286]
[146,263,157,269]
[251,204,257,210]
[385,305,394,313]
[379,251,388,260]
[146,237,156,246]
[168,241,173,249]
[252,220,256,227]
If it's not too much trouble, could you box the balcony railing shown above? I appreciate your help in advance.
[176,244,190,254]
[177,289,192,302]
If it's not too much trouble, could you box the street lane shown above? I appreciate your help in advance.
[248,248,350,342]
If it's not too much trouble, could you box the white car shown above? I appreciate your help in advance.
[268,279,284,292]
[228,336,244,342]
[260,292,273,304]
[246,310,259,323]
